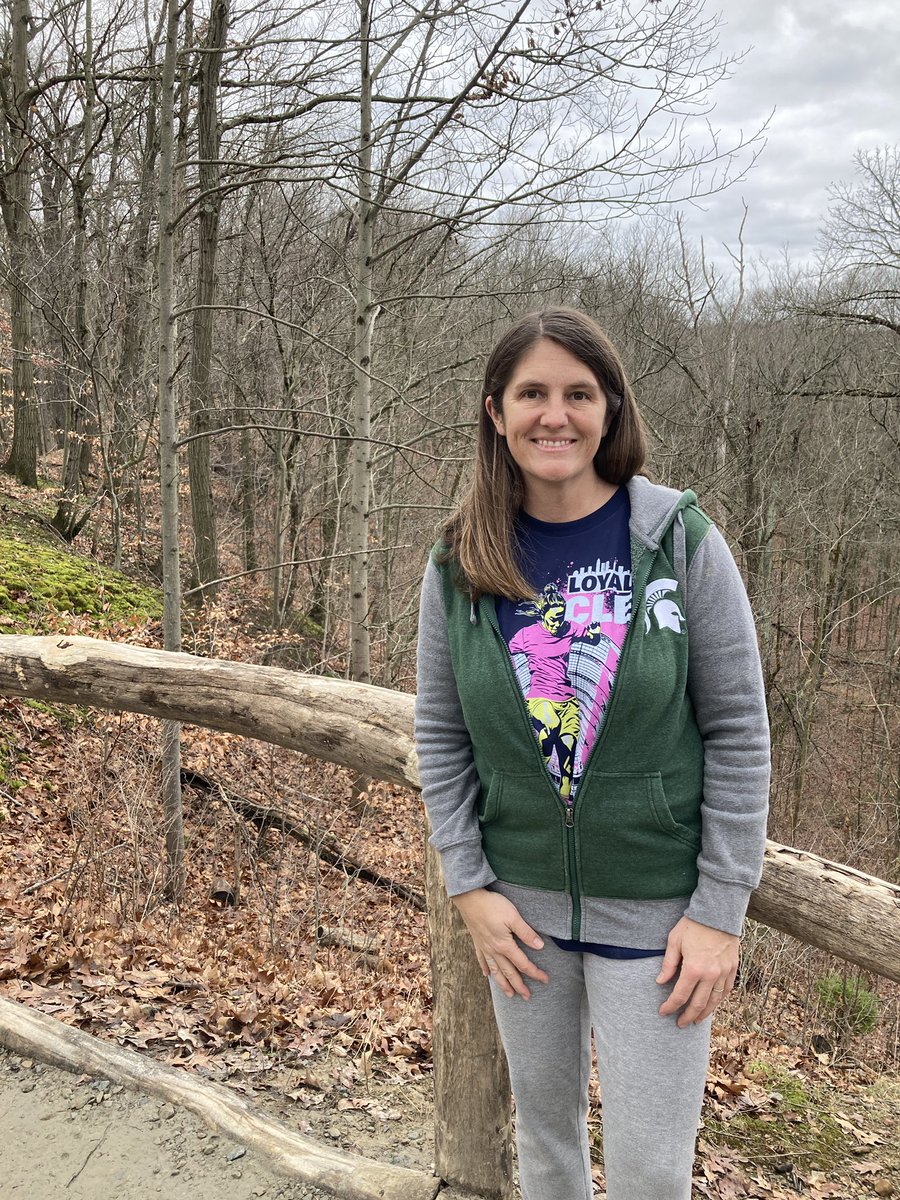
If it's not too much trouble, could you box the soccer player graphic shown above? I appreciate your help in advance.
[509,583,614,800]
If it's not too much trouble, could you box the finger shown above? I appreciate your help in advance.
[510,915,545,951]
[486,948,536,1000]
[481,952,524,999]
[477,951,491,978]
[656,943,681,985]
[694,983,729,1024]
[677,981,718,1028]
[501,962,532,1001]
[490,958,528,1000]
[519,959,550,984]
[492,939,549,984]
[659,974,697,1017]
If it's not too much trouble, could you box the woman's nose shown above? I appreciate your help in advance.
[539,393,568,426]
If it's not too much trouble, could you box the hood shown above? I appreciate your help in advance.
[626,476,698,550]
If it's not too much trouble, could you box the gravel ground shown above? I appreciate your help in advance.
[0,1046,379,1200]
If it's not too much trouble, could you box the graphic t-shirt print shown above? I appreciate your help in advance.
[507,555,632,799]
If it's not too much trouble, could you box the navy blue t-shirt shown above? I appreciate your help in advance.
[497,489,664,960]
[497,488,633,800]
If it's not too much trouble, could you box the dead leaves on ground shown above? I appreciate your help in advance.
[688,1030,898,1198]
[0,698,433,1103]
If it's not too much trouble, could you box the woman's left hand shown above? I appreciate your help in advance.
[656,916,739,1028]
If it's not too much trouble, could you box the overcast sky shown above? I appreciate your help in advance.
[677,0,900,270]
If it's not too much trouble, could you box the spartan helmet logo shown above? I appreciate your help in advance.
[644,578,684,634]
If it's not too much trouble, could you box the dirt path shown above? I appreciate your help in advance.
[0,1046,334,1200]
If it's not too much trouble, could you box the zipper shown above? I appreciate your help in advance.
[563,801,579,935]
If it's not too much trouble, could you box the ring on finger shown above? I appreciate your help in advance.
[486,958,497,971]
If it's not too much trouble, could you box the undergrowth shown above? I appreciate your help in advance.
[0,534,161,630]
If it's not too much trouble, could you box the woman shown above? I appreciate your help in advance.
[415,308,770,1200]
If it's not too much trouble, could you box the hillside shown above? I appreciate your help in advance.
[0,477,898,1200]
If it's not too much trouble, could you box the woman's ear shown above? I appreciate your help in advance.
[485,394,504,433]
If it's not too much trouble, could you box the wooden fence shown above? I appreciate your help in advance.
[1,635,898,1199]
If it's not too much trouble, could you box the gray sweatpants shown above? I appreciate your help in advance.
[489,937,711,1200]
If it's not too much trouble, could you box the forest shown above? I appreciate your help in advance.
[0,0,898,1196]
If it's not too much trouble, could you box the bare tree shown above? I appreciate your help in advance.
[186,0,229,598]
[333,0,758,683]
[49,0,98,540]
[0,0,39,486]
[157,0,185,903]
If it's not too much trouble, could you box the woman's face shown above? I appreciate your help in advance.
[485,337,610,509]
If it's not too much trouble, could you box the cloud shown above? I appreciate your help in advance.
[674,0,900,270]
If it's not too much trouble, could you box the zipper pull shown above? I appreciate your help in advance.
[565,806,574,827]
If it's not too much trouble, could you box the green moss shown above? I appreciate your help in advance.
[707,1110,847,1170]
[22,697,86,730]
[706,1065,850,1171]
[0,535,162,628]
[750,1064,811,1111]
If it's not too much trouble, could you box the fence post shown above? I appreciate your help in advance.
[425,842,514,1199]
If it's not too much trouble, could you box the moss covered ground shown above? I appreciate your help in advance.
[705,1061,848,1173]
[0,488,161,631]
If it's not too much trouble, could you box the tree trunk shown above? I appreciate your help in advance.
[1,0,38,488]
[0,996,440,1200]
[5,227,39,487]
[309,420,350,628]
[51,0,97,542]
[38,150,67,446]
[271,426,287,627]
[348,0,376,686]
[426,841,513,1199]
[115,66,159,477]
[157,0,186,904]
[187,0,228,599]
[239,401,257,572]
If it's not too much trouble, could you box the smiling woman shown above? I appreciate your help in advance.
[414,307,771,1200]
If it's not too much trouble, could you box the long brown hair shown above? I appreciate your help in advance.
[440,307,647,600]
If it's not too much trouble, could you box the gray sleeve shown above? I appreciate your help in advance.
[414,558,498,897]
[683,524,771,936]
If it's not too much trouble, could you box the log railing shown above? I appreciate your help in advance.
[1,635,899,1200]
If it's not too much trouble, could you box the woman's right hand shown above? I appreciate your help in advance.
[452,889,549,1000]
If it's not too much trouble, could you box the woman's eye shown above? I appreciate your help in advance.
[570,391,591,403]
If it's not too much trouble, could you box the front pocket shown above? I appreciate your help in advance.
[575,771,700,899]
[477,771,503,825]
[647,773,702,850]
[478,772,567,891]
